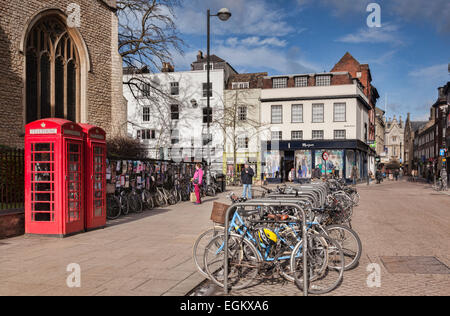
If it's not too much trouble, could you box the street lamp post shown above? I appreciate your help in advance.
[206,8,231,185]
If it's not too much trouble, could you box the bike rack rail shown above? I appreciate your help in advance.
[223,200,309,296]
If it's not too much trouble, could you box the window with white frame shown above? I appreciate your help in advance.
[291,130,303,140]
[202,82,212,97]
[237,136,249,149]
[315,75,331,86]
[271,131,282,141]
[142,107,150,122]
[138,129,156,140]
[170,82,179,95]
[139,82,151,98]
[294,76,308,87]
[333,103,346,122]
[171,104,179,120]
[291,104,303,123]
[271,105,283,123]
[238,106,247,121]
[232,82,249,89]
[203,107,212,124]
[272,77,287,89]
[171,129,179,144]
[312,103,324,123]
[334,130,346,139]
[312,130,324,140]
[204,64,214,70]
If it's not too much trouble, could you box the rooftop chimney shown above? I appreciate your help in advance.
[197,50,203,62]
[161,62,174,73]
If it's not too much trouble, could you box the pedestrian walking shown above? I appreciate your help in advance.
[394,169,399,181]
[192,163,203,205]
[351,163,358,185]
[376,169,382,184]
[241,163,254,199]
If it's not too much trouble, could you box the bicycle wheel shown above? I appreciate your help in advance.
[192,226,225,278]
[155,190,167,207]
[204,233,261,290]
[106,195,121,220]
[128,193,143,213]
[290,233,344,295]
[142,190,154,210]
[325,224,362,271]
[206,186,216,196]
[351,192,360,205]
[167,189,177,205]
[121,194,129,215]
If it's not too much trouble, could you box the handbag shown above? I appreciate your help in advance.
[190,192,197,203]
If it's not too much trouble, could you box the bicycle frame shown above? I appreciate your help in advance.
[223,200,308,296]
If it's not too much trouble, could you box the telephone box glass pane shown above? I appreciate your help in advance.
[93,145,104,218]
[30,143,55,222]
[67,142,81,223]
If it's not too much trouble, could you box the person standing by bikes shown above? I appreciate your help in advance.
[192,163,203,205]
[241,163,254,199]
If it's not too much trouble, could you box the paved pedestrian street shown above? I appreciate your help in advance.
[1,181,449,296]
[207,180,450,296]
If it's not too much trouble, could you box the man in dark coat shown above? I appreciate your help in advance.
[241,163,254,199]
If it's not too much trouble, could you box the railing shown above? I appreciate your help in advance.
[0,147,24,211]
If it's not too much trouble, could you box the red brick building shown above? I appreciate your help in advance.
[331,52,379,142]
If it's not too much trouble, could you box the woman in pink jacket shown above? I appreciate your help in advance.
[192,163,203,204]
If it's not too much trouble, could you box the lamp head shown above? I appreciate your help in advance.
[217,8,231,21]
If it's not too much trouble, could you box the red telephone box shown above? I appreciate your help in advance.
[25,119,84,236]
[79,124,106,231]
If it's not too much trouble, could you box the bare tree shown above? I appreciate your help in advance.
[117,0,184,71]
[214,89,269,183]
[117,0,189,157]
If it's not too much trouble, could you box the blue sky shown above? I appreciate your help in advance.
[167,0,449,122]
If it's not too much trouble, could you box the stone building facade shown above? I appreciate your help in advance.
[383,115,404,165]
[403,113,427,174]
[0,0,126,149]
[375,107,385,158]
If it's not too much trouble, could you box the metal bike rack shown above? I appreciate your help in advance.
[223,200,309,296]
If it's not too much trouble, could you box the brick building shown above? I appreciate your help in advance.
[0,0,126,149]
[0,0,126,238]
[403,113,427,175]
[331,52,379,143]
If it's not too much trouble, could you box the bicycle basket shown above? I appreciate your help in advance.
[210,202,232,225]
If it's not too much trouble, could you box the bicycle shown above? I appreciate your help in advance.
[106,193,121,220]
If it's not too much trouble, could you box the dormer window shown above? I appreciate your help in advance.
[294,76,308,87]
[204,64,214,71]
[315,75,331,86]
[272,77,287,89]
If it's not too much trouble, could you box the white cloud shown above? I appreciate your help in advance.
[336,23,403,45]
[173,0,295,37]
[409,64,449,80]
[225,36,288,48]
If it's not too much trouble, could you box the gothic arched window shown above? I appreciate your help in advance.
[26,17,79,123]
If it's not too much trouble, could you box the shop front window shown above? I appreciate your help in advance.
[295,150,312,179]
[315,150,344,177]
[263,151,281,178]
